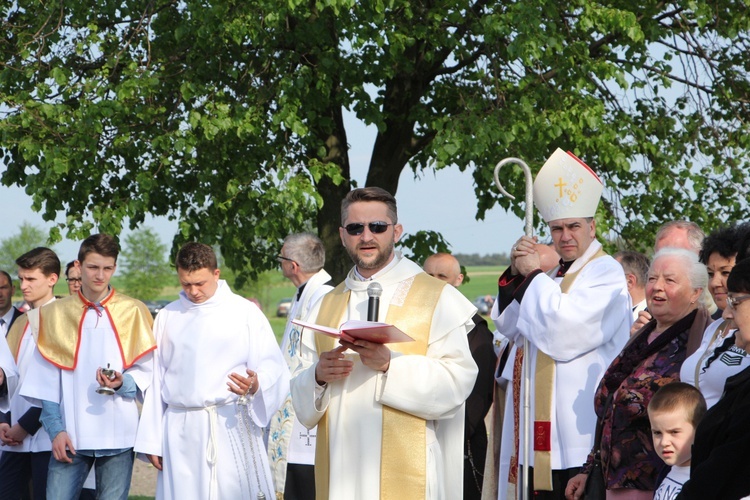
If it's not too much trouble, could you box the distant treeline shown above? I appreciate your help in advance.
[454,253,510,266]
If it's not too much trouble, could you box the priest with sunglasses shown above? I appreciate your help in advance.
[290,187,478,500]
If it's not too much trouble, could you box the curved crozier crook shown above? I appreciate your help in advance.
[493,157,534,237]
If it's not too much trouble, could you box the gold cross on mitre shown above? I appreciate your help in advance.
[532,148,604,223]
[554,177,567,198]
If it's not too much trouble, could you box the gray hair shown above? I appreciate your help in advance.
[655,220,705,254]
[614,251,650,287]
[283,233,326,273]
[651,247,707,291]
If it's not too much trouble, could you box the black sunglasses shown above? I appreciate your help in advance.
[343,221,392,236]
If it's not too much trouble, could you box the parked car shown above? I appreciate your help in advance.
[145,300,171,318]
[276,298,293,317]
[473,295,495,315]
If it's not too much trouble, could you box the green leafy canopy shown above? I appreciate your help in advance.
[2,0,750,282]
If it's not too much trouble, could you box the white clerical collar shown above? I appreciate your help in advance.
[353,251,402,282]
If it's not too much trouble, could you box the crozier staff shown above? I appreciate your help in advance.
[493,148,632,499]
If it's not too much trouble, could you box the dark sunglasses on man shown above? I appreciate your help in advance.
[343,221,393,236]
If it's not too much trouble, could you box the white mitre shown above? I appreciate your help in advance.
[533,148,603,223]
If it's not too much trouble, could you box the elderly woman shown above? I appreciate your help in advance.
[677,258,750,499]
[566,248,711,500]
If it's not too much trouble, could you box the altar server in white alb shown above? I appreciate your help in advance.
[492,149,631,499]
[135,242,289,500]
[291,187,478,500]
[20,234,156,500]
[0,248,61,499]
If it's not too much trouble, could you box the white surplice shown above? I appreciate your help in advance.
[135,280,289,500]
[0,333,18,413]
[291,255,478,500]
[4,297,54,452]
[20,303,153,452]
[492,240,631,498]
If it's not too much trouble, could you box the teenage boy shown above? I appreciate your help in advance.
[20,234,155,500]
[648,382,707,500]
[0,247,60,499]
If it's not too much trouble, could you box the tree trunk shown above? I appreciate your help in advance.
[315,99,352,284]
[317,175,351,284]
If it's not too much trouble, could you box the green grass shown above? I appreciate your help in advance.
[462,265,502,302]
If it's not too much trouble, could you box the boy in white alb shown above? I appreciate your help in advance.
[0,247,61,499]
[20,234,155,500]
[648,382,707,500]
[135,242,289,500]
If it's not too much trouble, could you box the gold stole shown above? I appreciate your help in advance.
[313,273,445,500]
[6,315,29,363]
[37,290,155,370]
[532,248,607,490]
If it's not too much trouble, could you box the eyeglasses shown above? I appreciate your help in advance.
[277,256,296,265]
[727,294,750,310]
[343,221,392,236]
[65,278,82,283]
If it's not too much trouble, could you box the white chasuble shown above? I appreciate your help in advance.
[291,256,478,500]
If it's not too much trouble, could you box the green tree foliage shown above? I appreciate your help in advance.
[119,227,172,301]
[0,222,50,272]
[2,1,749,283]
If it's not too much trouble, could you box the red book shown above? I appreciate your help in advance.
[291,319,414,344]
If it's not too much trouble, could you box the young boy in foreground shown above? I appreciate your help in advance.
[648,382,707,500]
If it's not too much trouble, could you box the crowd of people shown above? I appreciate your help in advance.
[1,148,750,500]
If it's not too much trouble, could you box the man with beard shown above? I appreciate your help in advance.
[291,187,478,500]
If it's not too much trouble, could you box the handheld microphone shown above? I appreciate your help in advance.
[367,282,382,322]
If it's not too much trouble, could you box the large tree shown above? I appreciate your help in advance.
[118,227,172,301]
[2,0,749,282]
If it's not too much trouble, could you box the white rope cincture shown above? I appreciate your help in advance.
[204,405,220,500]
